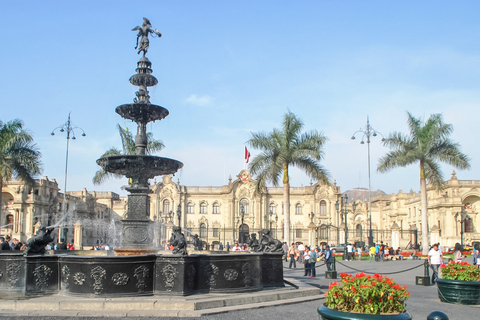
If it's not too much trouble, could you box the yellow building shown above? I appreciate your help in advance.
[2,170,478,250]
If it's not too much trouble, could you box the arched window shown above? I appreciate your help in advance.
[320,225,328,239]
[6,214,14,230]
[187,202,194,214]
[240,199,249,214]
[199,223,207,238]
[162,199,170,213]
[356,224,363,238]
[200,202,207,214]
[295,203,302,215]
[269,203,276,214]
[465,215,474,233]
[320,200,327,215]
[213,202,220,214]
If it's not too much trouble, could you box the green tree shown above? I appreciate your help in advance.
[377,112,470,254]
[248,111,329,244]
[0,119,42,223]
[93,124,164,185]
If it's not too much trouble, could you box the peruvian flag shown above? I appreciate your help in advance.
[245,146,251,163]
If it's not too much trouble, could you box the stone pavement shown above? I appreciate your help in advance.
[0,258,479,320]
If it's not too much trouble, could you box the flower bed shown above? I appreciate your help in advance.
[440,261,480,281]
[324,272,410,314]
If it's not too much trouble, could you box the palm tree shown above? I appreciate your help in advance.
[92,124,164,185]
[377,112,470,254]
[0,119,42,223]
[248,111,329,244]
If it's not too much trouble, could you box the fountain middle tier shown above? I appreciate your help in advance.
[116,103,169,123]
[96,155,183,185]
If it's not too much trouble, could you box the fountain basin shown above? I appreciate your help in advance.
[0,252,284,298]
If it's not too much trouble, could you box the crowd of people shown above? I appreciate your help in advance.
[428,242,480,284]
[0,235,25,250]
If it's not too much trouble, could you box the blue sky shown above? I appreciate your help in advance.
[1,1,479,196]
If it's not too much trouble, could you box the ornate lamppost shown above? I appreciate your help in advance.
[240,203,245,244]
[308,212,316,246]
[455,206,467,247]
[275,214,278,239]
[351,116,384,248]
[176,204,181,227]
[51,112,86,241]
[269,209,274,233]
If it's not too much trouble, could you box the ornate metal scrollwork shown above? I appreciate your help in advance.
[33,265,52,292]
[224,269,239,281]
[161,264,178,291]
[7,262,21,288]
[61,265,70,289]
[242,262,260,287]
[134,265,149,293]
[112,273,129,286]
[203,263,219,288]
[73,272,86,286]
[90,266,107,294]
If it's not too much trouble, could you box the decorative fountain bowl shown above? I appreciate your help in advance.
[96,155,183,178]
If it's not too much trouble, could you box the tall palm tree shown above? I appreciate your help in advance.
[377,112,470,254]
[92,124,164,185]
[0,119,42,223]
[248,111,329,244]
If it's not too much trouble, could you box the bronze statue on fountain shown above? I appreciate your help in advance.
[25,226,55,255]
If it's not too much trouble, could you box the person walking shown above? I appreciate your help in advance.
[310,248,319,277]
[297,243,305,262]
[288,243,297,268]
[324,245,333,271]
[428,243,443,284]
[369,245,375,262]
[346,243,353,261]
[379,241,385,262]
[375,243,380,262]
[303,247,311,276]
[357,246,362,261]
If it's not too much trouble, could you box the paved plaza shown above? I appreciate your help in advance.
[1,258,479,320]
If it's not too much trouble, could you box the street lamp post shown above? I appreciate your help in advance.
[351,116,384,248]
[455,206,467,247]
[51,112,85,241]
[275,214,278,239]
[269,209,273,233]
[176,204,181,227]
[240,204,245,244]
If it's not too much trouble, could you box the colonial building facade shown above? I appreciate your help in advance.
[0,177,120,249]
[2,170,479,250]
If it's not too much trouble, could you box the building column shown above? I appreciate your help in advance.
[74,220,83,250]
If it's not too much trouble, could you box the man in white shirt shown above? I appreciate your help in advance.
[297,243,305,262]
[232,243,242,252]
[428,243,443,284]
[346,243,353,261]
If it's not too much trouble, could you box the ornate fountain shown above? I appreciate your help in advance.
[0,19,283,299]
[97,18,183,251]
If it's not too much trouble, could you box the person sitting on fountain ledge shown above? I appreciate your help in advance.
[169,226,187,255]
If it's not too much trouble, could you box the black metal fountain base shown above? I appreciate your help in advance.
[0,252,284,298]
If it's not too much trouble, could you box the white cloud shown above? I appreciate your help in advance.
[185,94,215,107]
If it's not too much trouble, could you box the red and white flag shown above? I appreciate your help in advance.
[245,146,251,163]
